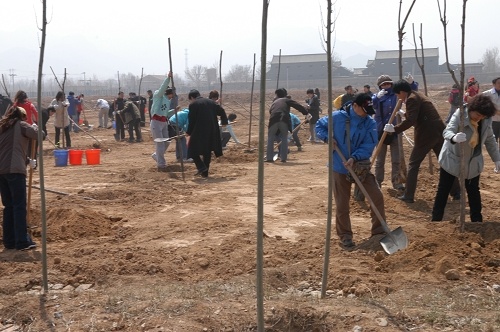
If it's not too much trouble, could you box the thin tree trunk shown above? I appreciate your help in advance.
[248,53,256,149]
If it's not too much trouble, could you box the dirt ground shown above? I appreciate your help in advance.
[0,88,499,332]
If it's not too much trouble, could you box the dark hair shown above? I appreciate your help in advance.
[392,80,412,94]
[208,90,219,100]
[118,91,124,96]
[228,113,237,121]
[306,88,314,94]
[13,90,28,104]
[275,88,287,98]
[188,89,200,100]
[147,89,152,93]
[452,83,459,89]
[364,84,370,89]
[492,77,500,84]
[344,85,352,91]
[468,94,496,118]
[55,91,65,101]
[0,106,27,130]
[69,91,75,95]
[166,88,173,95]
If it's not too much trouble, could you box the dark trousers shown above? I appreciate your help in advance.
[432,167,482,222]
[128,119,142,141]
[221,132,231,147]
[115,114,125,140]
[55,126,71,148]
[192,152,212,176]
[404,136,443,199]
[0,173,32,249]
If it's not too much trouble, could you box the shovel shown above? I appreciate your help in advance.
[334,144,408,254]
[273,118,308,161]
[154,134,186,142]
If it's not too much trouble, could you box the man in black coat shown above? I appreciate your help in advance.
[186,89,228,178]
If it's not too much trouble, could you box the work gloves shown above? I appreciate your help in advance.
[405,73,414,84]
[451,132,467,143]
[377,89,388,98]
[28,158,37,170]
[494,161,500,174]
[306,114,312,120]
[383,124,395,133]
[397,109,406,117]
[32,123,38,130]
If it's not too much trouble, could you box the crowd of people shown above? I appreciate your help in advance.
[1,72,500,252]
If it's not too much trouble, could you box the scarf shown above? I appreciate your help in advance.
[469,119,479,148]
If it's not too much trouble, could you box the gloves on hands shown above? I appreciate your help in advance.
[29,158,37,170]
[32,123,38,130]
[383,124,395,133]
[451,132,467,143]
[397,109,406,117]
[494,161,500,174]
[377,89,387,98]
[405,73,414,84]
[306,113,313,120]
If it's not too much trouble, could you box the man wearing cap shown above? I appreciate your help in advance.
[383,80,447,203]
[372,74,409,191]
[315,93,386,249]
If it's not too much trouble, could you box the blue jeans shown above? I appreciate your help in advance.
[0,173,32,249]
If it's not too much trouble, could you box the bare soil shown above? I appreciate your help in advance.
[0,88,499,332]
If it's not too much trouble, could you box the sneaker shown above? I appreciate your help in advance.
[135,138,143,143]
[157,166,168,172]
[307,137,313,142]
[314,139,323,143]
[297,146,303,151]
[184,158,193,163]
[195,168,208,176]
[393,184,405,190]
[18,243,36,251]
[151,153,157,162]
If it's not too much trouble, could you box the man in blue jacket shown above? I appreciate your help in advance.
[316,93,386,249]
[67,91,81,132]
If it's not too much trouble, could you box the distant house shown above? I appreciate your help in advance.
[439,62,484,76]
[366,48,440,76]
[266,53,353,81]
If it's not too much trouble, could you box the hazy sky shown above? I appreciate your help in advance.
[1,0,498,83]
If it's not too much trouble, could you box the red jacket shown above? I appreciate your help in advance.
[15,101,38,125]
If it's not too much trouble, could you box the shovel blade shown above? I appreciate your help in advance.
[154,137,170,143]
[273,152,279,161]
[113,133,120,142]
[380,226,408,255]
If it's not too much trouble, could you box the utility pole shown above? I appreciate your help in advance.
[9,69,16,92]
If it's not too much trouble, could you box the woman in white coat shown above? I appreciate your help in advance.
[50,91,71,148]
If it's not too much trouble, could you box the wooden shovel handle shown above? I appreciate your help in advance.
[27,139,36,233]
[371,99,403,162]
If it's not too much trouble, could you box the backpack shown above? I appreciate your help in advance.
[448,90,460,106]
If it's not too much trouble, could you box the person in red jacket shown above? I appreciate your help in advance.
[13,90,37,125]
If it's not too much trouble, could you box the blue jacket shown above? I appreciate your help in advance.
[168,109,189,132]
[372,82,419,132]
[315,107,378,174]
[67,94,81,116]
[290,113,301,130]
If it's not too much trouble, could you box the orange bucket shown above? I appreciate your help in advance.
[68,149,84,165]
[85,149,101,165]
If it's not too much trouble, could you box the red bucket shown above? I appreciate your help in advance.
[85,149,101,165]
[68,149,84,165]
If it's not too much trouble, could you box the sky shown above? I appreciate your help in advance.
[1,0,498,84]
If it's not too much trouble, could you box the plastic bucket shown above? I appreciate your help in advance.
[68,149,84,165]
[54,149,69,167]
[85,149,101,165]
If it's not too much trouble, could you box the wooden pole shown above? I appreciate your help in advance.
[168,38,185,182]
[276,49,281,90]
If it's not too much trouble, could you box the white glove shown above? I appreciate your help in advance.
[29,158,37,169]
[383,124,395,133]
[32,123,38,130]
[397,109,406,117]
[405,73,414,84]
[113,111,117,116]
[377,89,387,98]
[451,132,467,143]
[306,113,312,120]
[494,161,500,174]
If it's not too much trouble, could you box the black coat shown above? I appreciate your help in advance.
[187,97,228,158]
